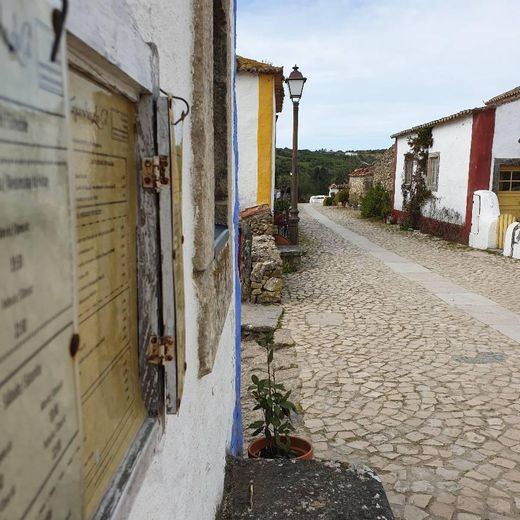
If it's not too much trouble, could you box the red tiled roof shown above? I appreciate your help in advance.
[391,85,520,139]
[349,167,374,178]
[391,108,482,139]
[485,86,520,106]
[237,55,284,113]
[239,204,271,219]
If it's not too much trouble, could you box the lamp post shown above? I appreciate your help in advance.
[285,65,307,245]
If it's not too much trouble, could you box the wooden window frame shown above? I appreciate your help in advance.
[426,153,440,191]
[403,153,414,186]
[498,165,520,192]
[492,158,520,193]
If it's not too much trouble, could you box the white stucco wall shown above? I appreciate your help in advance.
[125,2,237,520]
[237,72,259,209]
[490,98,520,181]
[394,116,473,225]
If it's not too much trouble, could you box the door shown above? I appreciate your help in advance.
[498,165,520,218]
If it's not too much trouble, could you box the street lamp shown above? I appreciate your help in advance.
[285,65,307,245]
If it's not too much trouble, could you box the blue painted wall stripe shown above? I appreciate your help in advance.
[229,0,243,456]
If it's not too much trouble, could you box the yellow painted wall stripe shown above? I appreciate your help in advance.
[257,74,274,206]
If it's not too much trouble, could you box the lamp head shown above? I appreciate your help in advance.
[285,65,307,102]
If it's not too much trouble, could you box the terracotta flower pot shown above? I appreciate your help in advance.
[247,435,313,460]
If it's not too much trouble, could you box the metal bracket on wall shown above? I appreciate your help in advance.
[141,155,170,191]
[146,335,175,365]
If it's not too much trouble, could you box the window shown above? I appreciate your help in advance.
[190,0,234,376]
[426,153,440,191]
[499,167,520,192]
[213,0,231,252]
[404,154,414,185]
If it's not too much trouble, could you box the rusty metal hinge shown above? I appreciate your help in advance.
[141,155,170,191]
[146,335,174,364]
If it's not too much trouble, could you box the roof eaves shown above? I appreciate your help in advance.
[237,55,283,75]
[390,107,483,139]
[485,86,520,106]
[237,55,285,113]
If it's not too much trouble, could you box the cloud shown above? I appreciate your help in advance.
[237,0,520,150]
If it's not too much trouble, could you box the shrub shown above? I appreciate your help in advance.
[333,189,349,207]
[401,128,433,228]
[349,193,360,207]
[274,199,290,213]
[360,183,391,219]
[323,196,333,206]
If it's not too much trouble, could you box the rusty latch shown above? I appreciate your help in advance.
[141,155,170,191]
[146,335,174,364]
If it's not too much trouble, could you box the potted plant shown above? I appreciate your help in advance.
[247,343,313,460]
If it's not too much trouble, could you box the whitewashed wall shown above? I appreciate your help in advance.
[237,72,259,209]
[125,2,237,519]
[491,98,520,178]
[394,116,473,225]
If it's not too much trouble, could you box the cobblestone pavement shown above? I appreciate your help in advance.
[319,206,520,315]
[280,204,520,520]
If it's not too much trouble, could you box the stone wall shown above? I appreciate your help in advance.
[349,174,373,206]
[240,204,273,236]
[250,236,283,304]
[239,221,252,302]
[372,145,395,192]
[239,204,283,304]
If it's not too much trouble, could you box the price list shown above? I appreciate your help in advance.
[0,1,81,519]
[69,70,146,518]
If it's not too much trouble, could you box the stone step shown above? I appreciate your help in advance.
[241,303,282,336]
[273,328,295,349]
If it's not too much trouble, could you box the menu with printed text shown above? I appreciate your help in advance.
[69,69,146,518]
[0,1,81,519]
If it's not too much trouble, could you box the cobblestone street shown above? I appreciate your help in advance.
[281,204,520,520]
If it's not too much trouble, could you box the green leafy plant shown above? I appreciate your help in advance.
[323,196,333,206]
[274,199,290,214]
[334,189,349,207]
[401,128,433,228]
[249,344,299,458]
[360,183,391,219]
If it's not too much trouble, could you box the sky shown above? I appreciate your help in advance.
[236,0,520,151]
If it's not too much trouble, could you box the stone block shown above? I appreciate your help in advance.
[273,328,295,349]
[241,303,282,335]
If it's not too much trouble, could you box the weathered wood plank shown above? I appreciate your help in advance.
[157,96,177,414]
[169,95,187,408]
[135,55,163,415]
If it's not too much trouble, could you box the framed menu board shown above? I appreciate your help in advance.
[0,1,82,519]
[68,69,146,518]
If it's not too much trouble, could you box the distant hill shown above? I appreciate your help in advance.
[275,148,386,202]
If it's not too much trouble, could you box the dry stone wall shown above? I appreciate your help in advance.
[239,205,284,304]
[372,144,395,192]
[250,235,283,304]
[349,174,373,206]
[240,204,273,236]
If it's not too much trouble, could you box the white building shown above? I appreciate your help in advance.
[236,56,284,210]
[391,86,520,243]
[1,1,241,519]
